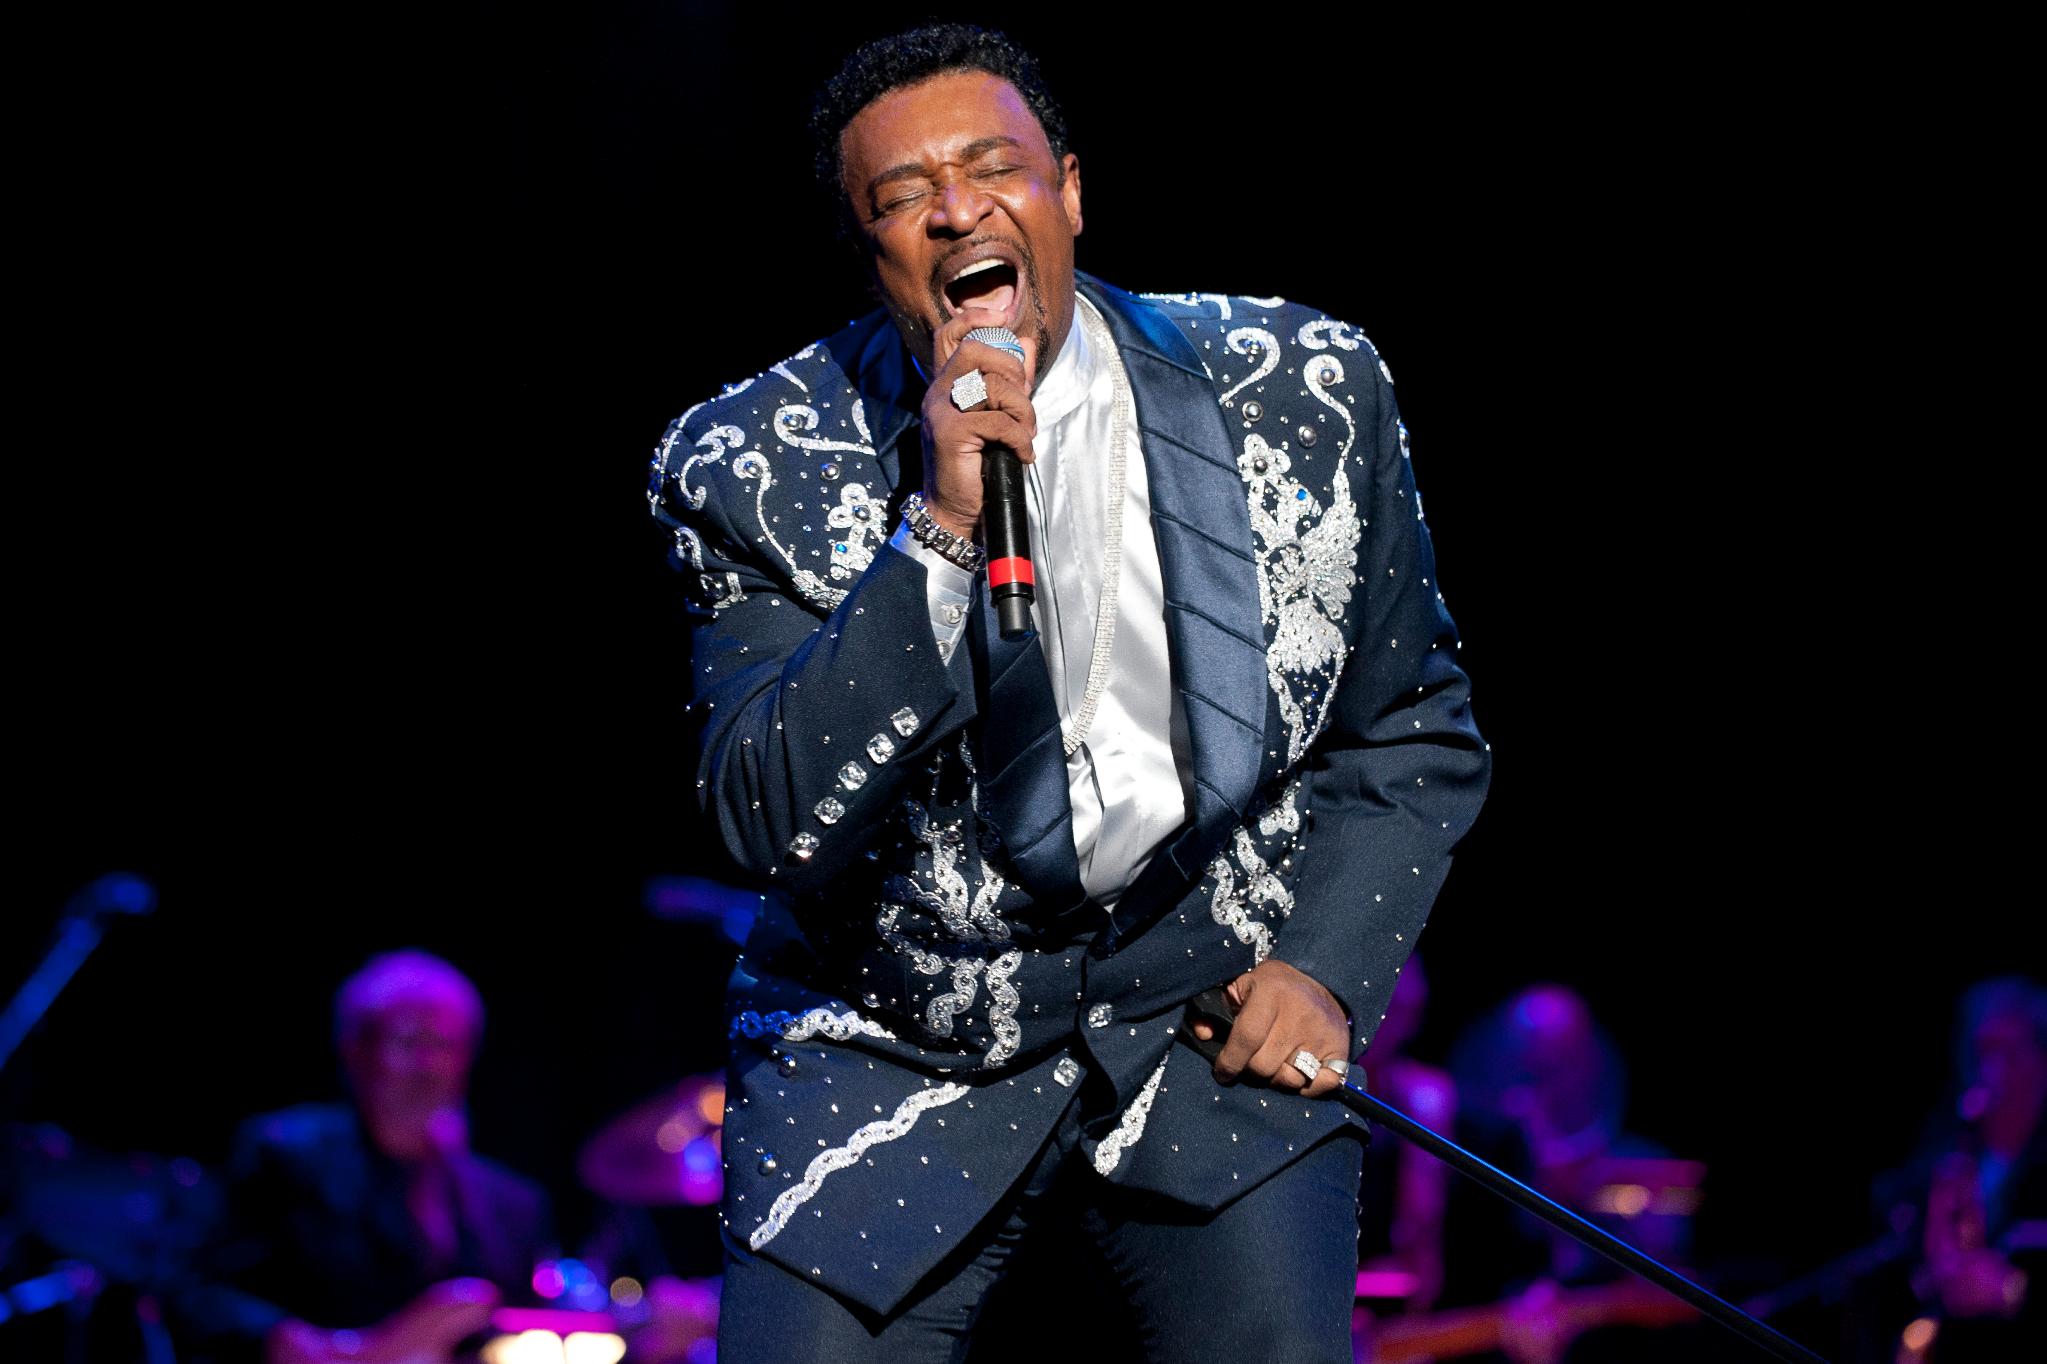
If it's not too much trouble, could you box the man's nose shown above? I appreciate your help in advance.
[930,176,992,234]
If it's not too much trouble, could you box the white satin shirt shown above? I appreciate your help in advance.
[889,294,1192,908]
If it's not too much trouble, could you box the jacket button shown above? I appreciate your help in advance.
[758,1153,779,1175]
[1241,400,1264,423]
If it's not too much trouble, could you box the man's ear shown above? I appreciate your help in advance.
[1060,153,1083,237]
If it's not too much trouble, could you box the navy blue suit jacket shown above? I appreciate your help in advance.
[646,272,1489,1315]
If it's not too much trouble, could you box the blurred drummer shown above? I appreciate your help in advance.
[170,949,556,1364]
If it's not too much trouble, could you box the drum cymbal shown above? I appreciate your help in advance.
[575,1076,723,1207]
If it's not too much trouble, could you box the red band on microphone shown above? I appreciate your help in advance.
[988,556,1034,588]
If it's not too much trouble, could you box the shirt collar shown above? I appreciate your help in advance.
[1025,298,1096,431]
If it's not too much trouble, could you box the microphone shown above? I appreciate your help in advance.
[964,325,1035,639]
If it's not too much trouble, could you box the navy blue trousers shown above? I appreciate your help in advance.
[718,1078,1366,1363]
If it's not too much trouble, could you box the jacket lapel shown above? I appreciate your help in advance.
[1076,274,1270,932]
[966,577,1087,912]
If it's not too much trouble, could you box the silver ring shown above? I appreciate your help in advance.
[1321,1056,1350,1079]
[1290,1049,1322,1082]
[950,368,989,411]
[963,326,1026,365]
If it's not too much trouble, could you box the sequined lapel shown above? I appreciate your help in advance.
[1076,274,1270,915]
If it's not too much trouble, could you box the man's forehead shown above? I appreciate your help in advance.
[841,70,1048,175]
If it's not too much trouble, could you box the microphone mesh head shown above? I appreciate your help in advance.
[963,326,1025,363]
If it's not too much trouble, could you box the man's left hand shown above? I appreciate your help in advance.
[1189,960,1352,1097]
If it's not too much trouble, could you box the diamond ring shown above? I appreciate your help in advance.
[950,368,989,411]
[1290,1049,1323,1082]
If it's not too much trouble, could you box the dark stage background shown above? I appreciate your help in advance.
[13,0,2024,1347]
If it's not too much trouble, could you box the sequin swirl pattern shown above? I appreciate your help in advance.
[747,1081,971,1251]
[1237,432,1363,764]
[1205,779,1305,961]
[1091,1053,1169,1175]
[874,799,1026,1067]
[730,1007,898,1043]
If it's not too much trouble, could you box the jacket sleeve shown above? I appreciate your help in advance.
[648,404,979,897]
[1265,358,1491,1055]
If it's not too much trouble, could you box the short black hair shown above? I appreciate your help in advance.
[810,23,1071,242]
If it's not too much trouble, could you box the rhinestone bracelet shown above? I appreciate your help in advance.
[899,492,987,573]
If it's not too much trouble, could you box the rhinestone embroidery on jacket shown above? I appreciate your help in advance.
[1206,780,1305,960]
[824,481,884,579]
[747,1081,971,1250]
[1092,1053,1169,1175]
[1239,432,1362,764]
[729,1007,899,1043]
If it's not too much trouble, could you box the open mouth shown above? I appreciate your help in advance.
[941,256,1021,326]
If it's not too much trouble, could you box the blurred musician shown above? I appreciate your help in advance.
[1378,983,1705,1364]
[170,950,556,1364]
[1865,974,2047,1362]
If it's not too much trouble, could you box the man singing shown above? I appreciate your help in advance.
[646,23,1490,1361]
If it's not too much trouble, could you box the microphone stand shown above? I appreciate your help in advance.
[1178,987,1831,1364]
[0,874,157,1075]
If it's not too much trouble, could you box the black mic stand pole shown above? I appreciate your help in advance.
[1179,987,1832,1364]
[0,874,157,1075]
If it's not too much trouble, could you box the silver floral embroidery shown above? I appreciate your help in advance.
[824,482,885,579]
[927,958,985,1037]
[1239,428,1362,764]
[771,402,873,460]
[1303,354,1358,458]
[1297,317,1393,384]
[874,791,1023,1065]
[656,344,887,616]
[1256,778,1304,837]
[1220,327,1279,403]
[1296,318,1365,353]
[672,524,706,571]
[678,423,747,511]
[1236,294,1286,308]
[887,803,1011,944]
[730,1007,898,1043]
[981,948,1023,1068]
[748,1081,971,1250]
[648,395,710,517]
[731,443,847,612]
[1092,1053,1169,1175]
[701,572,746,610]
[1207,826,1288,961]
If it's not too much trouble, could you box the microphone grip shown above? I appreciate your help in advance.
[982,446,1034,640]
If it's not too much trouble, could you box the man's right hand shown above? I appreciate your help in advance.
[918,304,1040,540]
